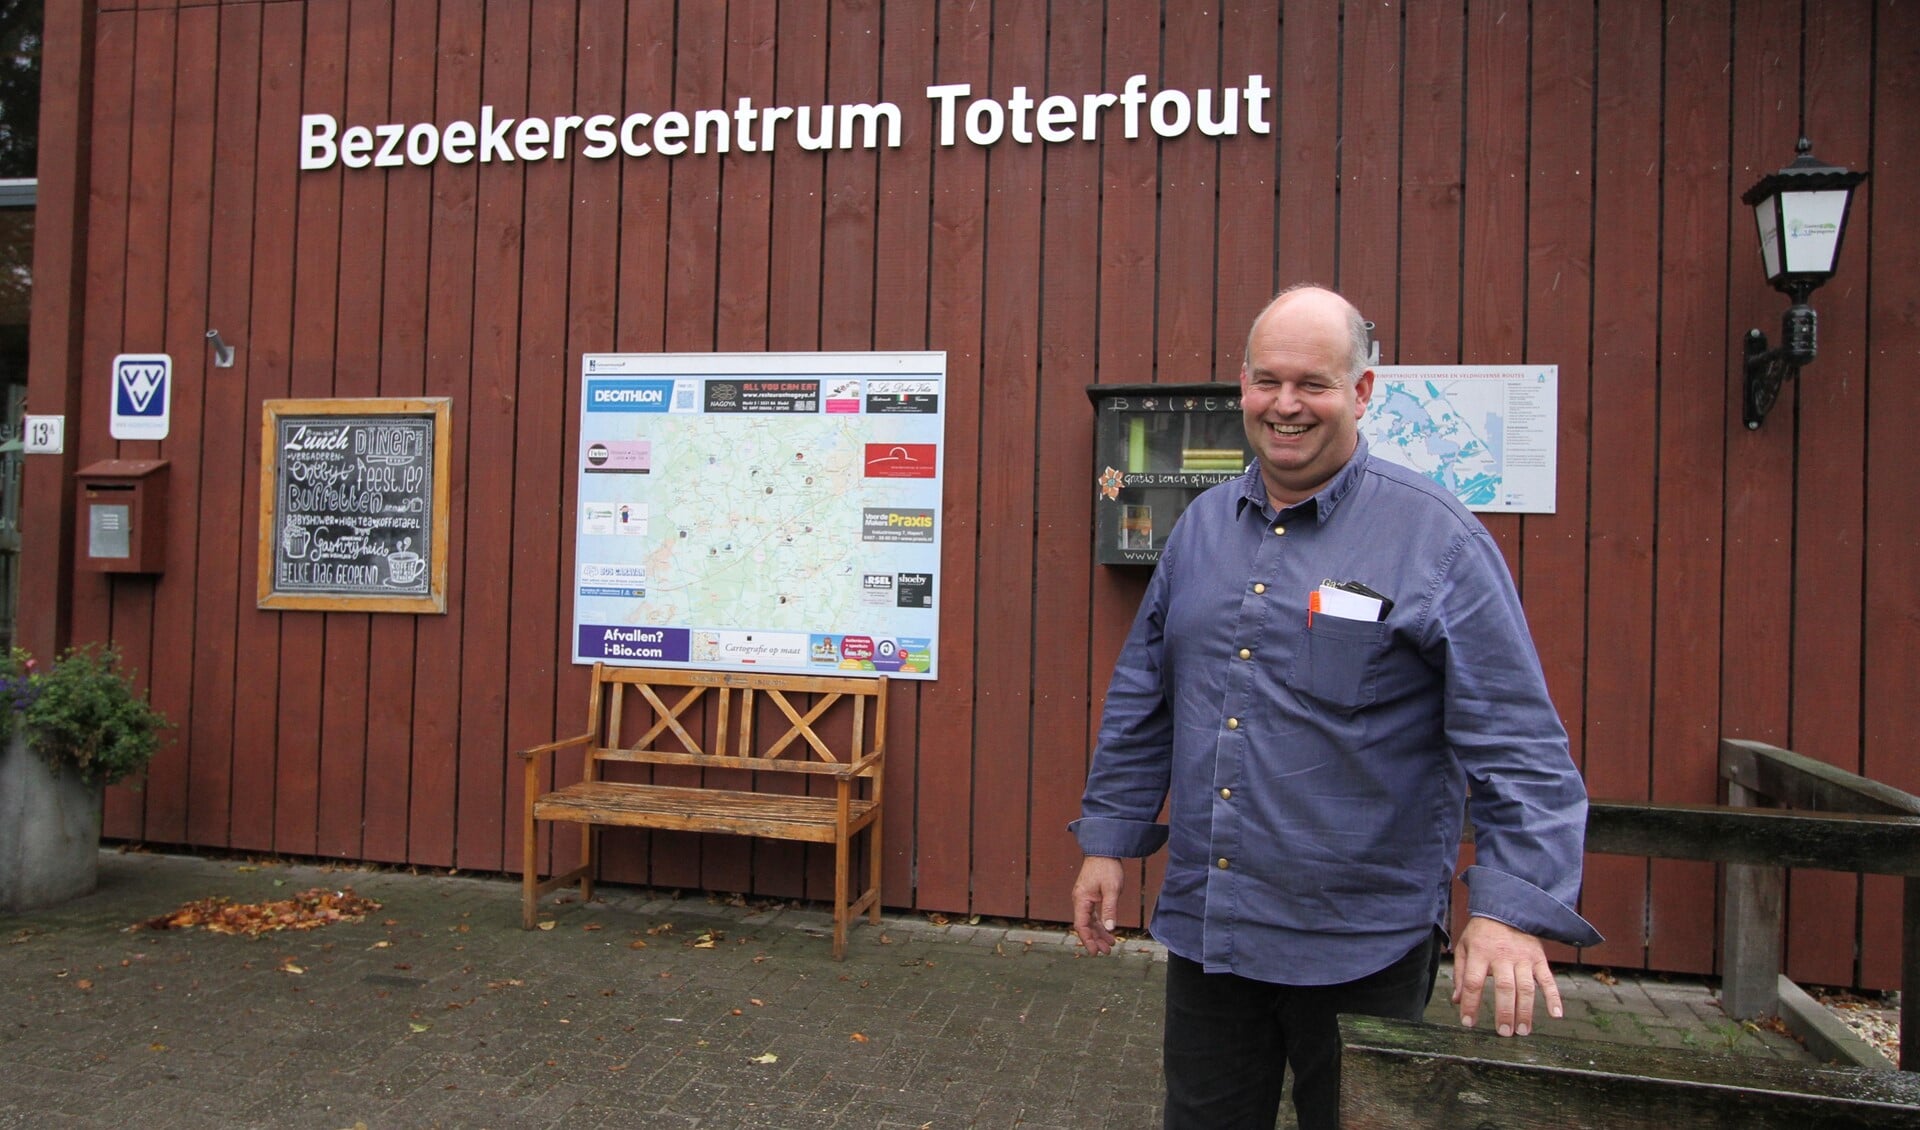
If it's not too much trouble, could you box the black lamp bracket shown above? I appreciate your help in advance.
[1743,300,1817,430]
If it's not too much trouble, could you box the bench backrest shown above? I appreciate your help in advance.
[582,664,888,778]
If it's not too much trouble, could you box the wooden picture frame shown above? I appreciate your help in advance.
[258,397,452,613]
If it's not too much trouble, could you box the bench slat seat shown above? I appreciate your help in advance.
[533,782,878,843]
[519,664,887,958]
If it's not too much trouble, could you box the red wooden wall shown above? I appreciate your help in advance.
[19,0,1920,990]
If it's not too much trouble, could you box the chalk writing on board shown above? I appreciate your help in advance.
[271,416,435,596]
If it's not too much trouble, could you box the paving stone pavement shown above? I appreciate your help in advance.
[0,851,1815,1129]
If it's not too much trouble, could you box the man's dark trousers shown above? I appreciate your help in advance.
[1162,930,1442,1130]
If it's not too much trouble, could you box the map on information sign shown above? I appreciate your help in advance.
[1363,365,1557,513]
[572,352,945,680]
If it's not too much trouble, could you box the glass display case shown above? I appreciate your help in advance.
[1087,382,1252,565]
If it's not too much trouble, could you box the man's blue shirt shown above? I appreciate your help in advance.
[1072,436,1602,985]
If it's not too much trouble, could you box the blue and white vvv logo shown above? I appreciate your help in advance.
[111,353,172,440]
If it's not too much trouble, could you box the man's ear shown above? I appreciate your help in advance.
[1353,368,1376,415]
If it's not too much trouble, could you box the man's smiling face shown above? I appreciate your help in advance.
[1239,289,1374,508]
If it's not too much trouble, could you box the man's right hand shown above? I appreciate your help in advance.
[1071,855,1125,954]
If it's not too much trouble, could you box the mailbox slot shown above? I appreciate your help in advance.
[75,459,168,574]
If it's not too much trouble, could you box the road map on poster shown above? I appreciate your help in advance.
[1364,365,1558,513]
[572,352,946,680]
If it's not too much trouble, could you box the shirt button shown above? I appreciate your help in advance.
[1238,648,1251,660]
[1217,858,1230,869]
[1272,525,1285,536]
[1226,717,1239,730]
[1219,787,1231,799]
[1253,583,1266,594]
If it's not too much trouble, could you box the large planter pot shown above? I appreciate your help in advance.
[0,733,104,912]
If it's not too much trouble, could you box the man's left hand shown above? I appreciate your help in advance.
[1450,916,1561,1037]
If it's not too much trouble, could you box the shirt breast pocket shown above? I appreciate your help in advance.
[1288,614,1386,712]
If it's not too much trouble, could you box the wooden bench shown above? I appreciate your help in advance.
[518,664,887,958]
[1339,1014,1920,1128]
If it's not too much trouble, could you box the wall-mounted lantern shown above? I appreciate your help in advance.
[1739,138,1867,430]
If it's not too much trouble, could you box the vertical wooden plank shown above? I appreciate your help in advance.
[1214,2,1280,369]
[229,3,303,852]
[15,0,93,666]
[1085,0,1161,928]
[872,0,935,907]
[99,4,180,841]
[802,0,886,907]
[915,0,990,914]
[500,0,575,878]
[1275,0,1337,285]
[143,3,217,847]
[72,9,130,833]
[1026,0,1105,927]
[1860,0,1920,992]
[714,0,775,354]
[409,0,481,868]
[595,0,675,889]
[1519,0,1593,968]
[316,0,391,861]
[968,0,1044,919]
[542,0,627,888]
[276,1,346,858]
[1646,0,1731,976]
[1156,2,1219,382]
[454,0,528,871]
[183,3,261,849]
[1782,0,1873,989]
[1335,0,1399,322]
[364,0,437,865]
[1394,2,1463,366]
[1577,0,1662,970]
[1449,0,1529,940]
[640,0,724,893]
[1719,0,1799,981]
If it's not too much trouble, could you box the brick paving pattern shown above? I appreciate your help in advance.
[0,852,1815,1128]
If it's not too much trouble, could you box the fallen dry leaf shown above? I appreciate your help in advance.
[628,939,647,950]
[850,1032,868,1043]
[749,1052,778,1064]
[749,998,764,1007]
[281,964,305,975]
[1591,969,1618,986]
[537,921,557,932]
[647,922,675,935]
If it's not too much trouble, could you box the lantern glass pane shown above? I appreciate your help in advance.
[1780,188,1850,274]
[1754,197,1782,281]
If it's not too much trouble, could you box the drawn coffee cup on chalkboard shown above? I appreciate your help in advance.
[282,524,312,560]
[386,538,425,586]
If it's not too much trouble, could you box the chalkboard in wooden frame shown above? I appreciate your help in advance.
[258,397,451,613]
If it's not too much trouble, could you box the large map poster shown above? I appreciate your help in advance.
[1365,365,1558,513]
[572,352,946,680]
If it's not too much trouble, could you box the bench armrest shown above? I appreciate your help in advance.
[515,730,594,766]
[843,743,886,779]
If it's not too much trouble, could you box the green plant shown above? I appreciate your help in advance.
[3,644,170,787]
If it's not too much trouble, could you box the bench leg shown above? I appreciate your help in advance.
[833,831,851,961]
[578,823,595,907]
[522,804,540,930]
[867,813,883,925]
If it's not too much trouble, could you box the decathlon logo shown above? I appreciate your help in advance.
[111,354,172,440]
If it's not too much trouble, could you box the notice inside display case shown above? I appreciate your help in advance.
[1087,383,1252,565]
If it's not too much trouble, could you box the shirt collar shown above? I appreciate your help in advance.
[1234,434,1371,524]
